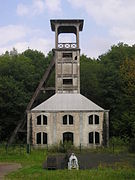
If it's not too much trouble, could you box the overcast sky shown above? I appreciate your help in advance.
[0,0,135,58]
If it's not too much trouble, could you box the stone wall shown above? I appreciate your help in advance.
[28,111,106,147]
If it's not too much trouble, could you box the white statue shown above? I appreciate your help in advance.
[68,153,79,170]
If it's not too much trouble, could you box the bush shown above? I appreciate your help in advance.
[48,141,76,153]
[128,138,135,153]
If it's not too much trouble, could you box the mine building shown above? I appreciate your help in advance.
[27,19,109,147]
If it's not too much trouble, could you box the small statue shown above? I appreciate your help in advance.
[68,153,79,170]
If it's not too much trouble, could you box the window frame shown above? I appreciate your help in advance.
[62,115,74,125]
[36,114,48,126]
[88,114,100,125]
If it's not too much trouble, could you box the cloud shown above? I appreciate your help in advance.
[16,3,29,16]
[0,25,29,46]
[82,36,113,58]
[45,0,61,13]
[0,24,53,55]
[68,0,135,57]
[16,0,62,16]
[68,0,135,27]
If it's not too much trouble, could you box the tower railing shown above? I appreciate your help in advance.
[57,43,77,49]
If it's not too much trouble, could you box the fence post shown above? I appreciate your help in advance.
[80,143,81,152]
[27,144,31,154]
[5,144,8,154]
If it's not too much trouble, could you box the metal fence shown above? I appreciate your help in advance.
[0,144,28,155]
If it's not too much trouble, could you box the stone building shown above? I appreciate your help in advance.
[27,19,109,147]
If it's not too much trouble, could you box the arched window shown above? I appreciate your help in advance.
[37,132,41,144]
[95,132,100,144]
[89,132,93,144]
[63,132,73,144]
[37,115,48,125]
[63,115,73,125]
[88,115,100,125]
[43,115,47,125]
[63,115,67,124]
[69,115,73,124]
[89,115,93,124]
[37,115,41,125]
[43,132,47,144]
[95,115,99,124]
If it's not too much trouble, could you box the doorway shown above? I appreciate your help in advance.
[63,132,73,144]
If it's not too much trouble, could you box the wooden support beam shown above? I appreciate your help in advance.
[8,57,55,145]
[26,57,55,111]
[41,87,55,91]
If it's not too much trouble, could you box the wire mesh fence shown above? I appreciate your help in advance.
[0,144,28,155]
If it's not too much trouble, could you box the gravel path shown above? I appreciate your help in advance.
[0,163,21,179]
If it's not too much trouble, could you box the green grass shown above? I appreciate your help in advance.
[0,145,135,179]
[6,167,135,180]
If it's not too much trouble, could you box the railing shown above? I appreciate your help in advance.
[57,43,77,49]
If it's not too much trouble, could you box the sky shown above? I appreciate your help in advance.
[0,0,135,58]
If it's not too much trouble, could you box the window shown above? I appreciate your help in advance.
[89,132,93,144]
[63,132,73,144]
[43,115,47,125]
[37,115,41,125]
[63,115,67,124]
[63,79,72,85]
[69,115,73,124]
[43,133,47,144]
[88,115,99,125]
[36,132,48,145]
[63,115,73,125]
[37,132,41,144]
[89,115,93,124]
[95,132,100,144]
[36,114,47,125]
[63,53,72,58]
[88,132,100,144]
[95,115,99,124]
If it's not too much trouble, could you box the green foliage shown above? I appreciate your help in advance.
[0,50,51,142]
[48,141,76,153]
[7,168,135,180]
[129,138,135,153]
[0,145,134,179]
[0,43,135,142]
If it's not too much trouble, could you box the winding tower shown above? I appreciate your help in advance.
[24,19,109,148]
[51,19,83,94]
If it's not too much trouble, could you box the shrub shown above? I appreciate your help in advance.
[128,138,135,153]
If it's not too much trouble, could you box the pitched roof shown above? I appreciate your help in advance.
[32,93,104,112]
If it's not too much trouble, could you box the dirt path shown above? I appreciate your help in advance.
[0,163,21,179]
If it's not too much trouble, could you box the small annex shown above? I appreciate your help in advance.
[27,19,109,148]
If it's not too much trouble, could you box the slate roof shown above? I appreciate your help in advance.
[32,93,104,112]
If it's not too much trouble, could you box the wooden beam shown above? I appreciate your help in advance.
[26,57,55,111]
[8,57,55,145]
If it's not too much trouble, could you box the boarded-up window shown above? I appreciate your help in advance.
[69,115,73,124]
[37,132,41,144]
[43,132,47,144]
[63,79,72,85]
[63,115,67,124]
[89,132,93,144]
[43,115,47,125]
[63,53,72,58]
[89,115,93,124]
[95,115,99,124]
[37,115,41,125]
[95,132,100,144]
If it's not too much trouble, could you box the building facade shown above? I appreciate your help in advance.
[27,19,109,147]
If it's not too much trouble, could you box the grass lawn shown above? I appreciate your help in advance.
[0,145,135,179]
